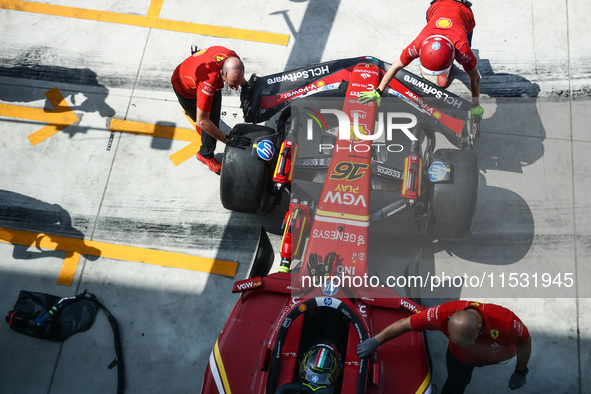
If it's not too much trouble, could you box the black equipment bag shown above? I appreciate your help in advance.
[5,290,124,394]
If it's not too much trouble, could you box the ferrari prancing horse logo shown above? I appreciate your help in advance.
[213,54,228,64]
[490,329,499,339]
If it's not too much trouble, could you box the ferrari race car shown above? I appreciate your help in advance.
[201,59,479,393]
[219,56,479,242]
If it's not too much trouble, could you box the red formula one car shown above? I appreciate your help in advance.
[201,58,481,393]
[219,56,479,242]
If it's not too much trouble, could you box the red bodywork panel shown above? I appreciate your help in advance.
[258,65,464,136]
[202,64,432,394]
[297,64,380,282]
[202,275,430,394]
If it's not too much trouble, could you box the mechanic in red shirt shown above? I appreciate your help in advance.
[171,46,251,173]
[360,0,484,121]
[358,301,532,393]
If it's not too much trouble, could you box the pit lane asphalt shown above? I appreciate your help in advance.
[0,1,590,393]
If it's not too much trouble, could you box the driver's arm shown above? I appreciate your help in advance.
[375,315,414,345]
[466,65,481,105]
[377,58,406,94]
[515,336,532,372]
[196,107,226,141]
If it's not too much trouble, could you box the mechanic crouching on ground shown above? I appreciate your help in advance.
[359,0,484,122]
[171,45,251,173]
[357,300,532,393]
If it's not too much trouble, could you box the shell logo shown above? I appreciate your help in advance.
[433,111,442,119]
[349,123,370,141]
[317,81,325,87]
[435,17,453,29]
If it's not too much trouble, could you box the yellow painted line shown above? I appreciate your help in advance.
[146,0,164,20]
[169,140,200,166]
[108,118,197,142]
[108,118,201,166]
[0,0,289,45]
[57,251,81,286]
[150,18,288,45]
[0,87,199,165]
[0,227,238,286]
[0,87,79,146]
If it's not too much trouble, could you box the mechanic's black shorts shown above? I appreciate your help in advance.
[173,88,197,122]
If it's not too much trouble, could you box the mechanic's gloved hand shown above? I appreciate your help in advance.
[508,368,528,390]
[322,252,343,277]
[470,103,484,122]
[224,134,252,149]
[307,253,320,278]
[358,89,382,106]
[357,337,380,359]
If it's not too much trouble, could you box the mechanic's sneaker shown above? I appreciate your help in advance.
[196,152,221,173]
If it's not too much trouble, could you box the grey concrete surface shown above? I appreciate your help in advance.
[0,1,589,393]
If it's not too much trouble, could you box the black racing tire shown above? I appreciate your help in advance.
[427,149,479,241]
[220,124,275,213]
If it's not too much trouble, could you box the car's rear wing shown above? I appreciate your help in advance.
[240,56,472,144]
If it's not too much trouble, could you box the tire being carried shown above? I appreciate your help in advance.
[220,123,276,214]
[427,149,479,241]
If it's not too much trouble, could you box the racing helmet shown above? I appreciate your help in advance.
[419,35,455,87]
[299,341,341,387]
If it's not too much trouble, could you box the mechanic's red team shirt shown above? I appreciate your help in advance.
[400,0,477,72]
[410,301,530,366]
[171,46,239,112]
